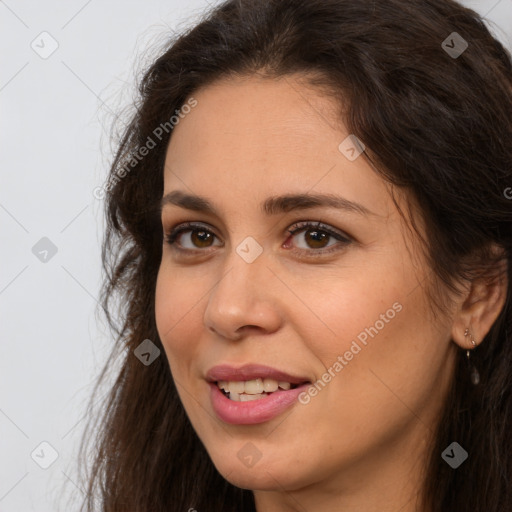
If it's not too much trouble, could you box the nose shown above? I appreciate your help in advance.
[203,248,282,341]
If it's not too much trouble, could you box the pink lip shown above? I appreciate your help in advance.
[206,364,311,425]
[209,382,310,425]
[206,363,309,385]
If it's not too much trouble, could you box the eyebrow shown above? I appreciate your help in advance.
[160,190,375,217]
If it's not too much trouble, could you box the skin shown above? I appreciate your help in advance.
[154,74,506,512]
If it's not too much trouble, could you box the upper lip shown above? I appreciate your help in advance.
[206,364,311,384]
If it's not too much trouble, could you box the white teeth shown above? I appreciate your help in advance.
[244,378,264,394]
[229,391,240,402]
[228,381,245,394]
[263,378,279,392]
[239,393,264,401]
[217,378,297,400]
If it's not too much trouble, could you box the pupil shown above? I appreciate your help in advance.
[193,230,212,247]
[307,229,328,248]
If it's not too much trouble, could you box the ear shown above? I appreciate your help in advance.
[451,248,508,349]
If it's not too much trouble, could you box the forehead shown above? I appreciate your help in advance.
[162,75,391,217]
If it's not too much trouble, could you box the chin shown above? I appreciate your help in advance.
[212,455,306,491]
[223,469,287,491]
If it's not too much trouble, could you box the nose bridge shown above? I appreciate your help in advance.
[217,233,269,298]
[211,239,267,313]
[203,238,281,338]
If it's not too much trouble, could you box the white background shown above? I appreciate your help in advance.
[1,1,511,511]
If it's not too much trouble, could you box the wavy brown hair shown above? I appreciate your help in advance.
[76,0,512,510]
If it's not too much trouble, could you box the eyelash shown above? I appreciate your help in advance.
[164,221,352,258]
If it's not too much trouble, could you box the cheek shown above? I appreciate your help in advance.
[301,279,444,430]
[284,265,409,364]
[154,264,206,368]
[289,262,440,418]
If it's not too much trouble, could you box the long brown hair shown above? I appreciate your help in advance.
[77,0,512,510]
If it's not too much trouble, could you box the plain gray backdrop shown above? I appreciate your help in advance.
[1,1,511,510]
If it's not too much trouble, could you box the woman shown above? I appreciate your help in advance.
[78,0,512,510]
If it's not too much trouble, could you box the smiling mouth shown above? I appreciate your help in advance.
[216,378,308,401]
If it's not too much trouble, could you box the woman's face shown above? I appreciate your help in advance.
[155,75,457,498]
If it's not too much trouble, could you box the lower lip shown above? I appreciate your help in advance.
[209,382,310,425]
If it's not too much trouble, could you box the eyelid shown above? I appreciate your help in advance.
[165,221,222,249]
[287,220,351,241]
[284,220,353,257]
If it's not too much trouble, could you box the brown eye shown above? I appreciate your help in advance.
[285,221,352,256]
[189,229,214,248]
[165,223,222,251]
[301,229,330,249]
[164,220,352,258]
